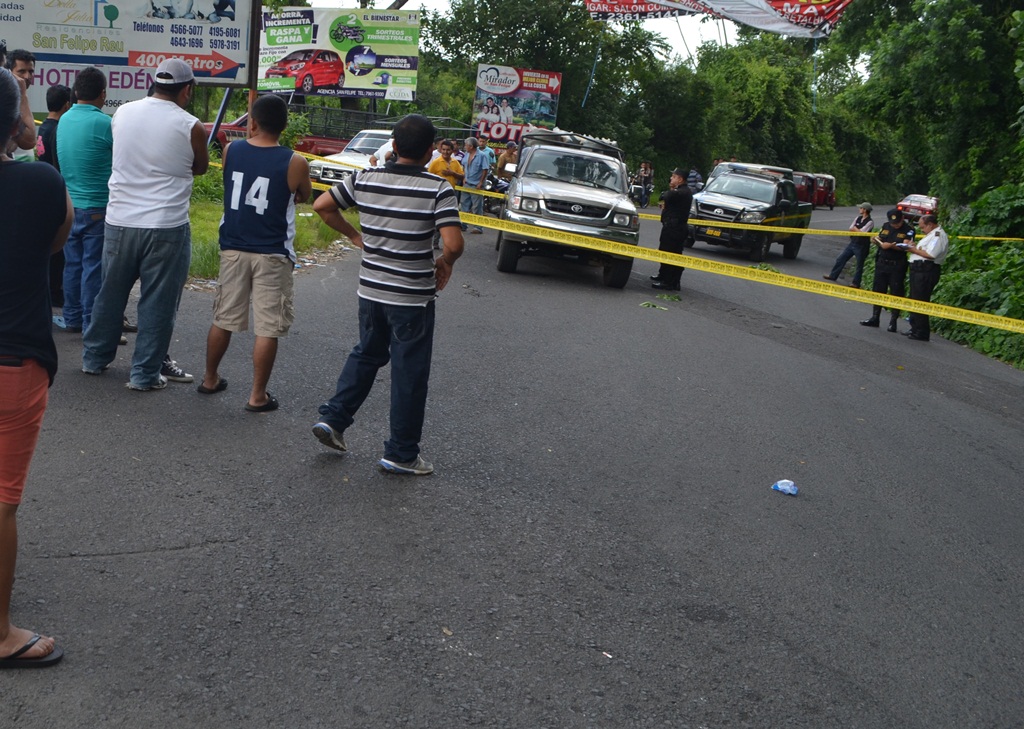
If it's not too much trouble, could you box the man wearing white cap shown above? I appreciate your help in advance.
[83,58,209,390]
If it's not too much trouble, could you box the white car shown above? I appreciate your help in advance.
[309,129,393,185]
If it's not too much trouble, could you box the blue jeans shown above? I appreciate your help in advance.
[83,223,192,388]
[318,298,435,463]
[62,207,106,329]
[829,239,869,287]
[459,184,484,229]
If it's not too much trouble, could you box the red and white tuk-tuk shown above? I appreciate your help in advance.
[814,174,836,210]
[793,172,817,206]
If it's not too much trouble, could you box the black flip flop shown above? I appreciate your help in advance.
[0,634,64,669]
[245,393,279,413]
[197,377,228,395]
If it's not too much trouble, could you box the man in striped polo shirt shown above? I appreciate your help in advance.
[311,114,464,475]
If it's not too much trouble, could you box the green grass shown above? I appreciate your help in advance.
[187,198,359,280]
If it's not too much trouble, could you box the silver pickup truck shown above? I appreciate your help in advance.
[495,131,640,288]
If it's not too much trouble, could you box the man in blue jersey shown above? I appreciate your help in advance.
[198,94,311,412]
[311,114,465,475]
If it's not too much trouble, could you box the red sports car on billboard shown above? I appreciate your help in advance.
[265,49,346,94]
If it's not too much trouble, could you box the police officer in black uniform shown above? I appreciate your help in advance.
[651,168,693,291]
[860,208,915,332]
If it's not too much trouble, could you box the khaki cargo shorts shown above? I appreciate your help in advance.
[213,250,295,338]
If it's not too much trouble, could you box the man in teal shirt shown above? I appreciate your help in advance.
[56,67,112,333]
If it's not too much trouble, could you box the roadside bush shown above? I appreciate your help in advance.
[280,112,310,151]
[191,148,224,203]
[931,183,1024,368]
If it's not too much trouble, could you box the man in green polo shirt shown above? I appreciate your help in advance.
[56,67,112,334]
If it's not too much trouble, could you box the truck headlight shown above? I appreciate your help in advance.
[513,196,539,212]
[690,201,697,216]
[613,213,632,227]
[740,211,766,223]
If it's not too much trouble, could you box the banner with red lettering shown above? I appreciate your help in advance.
[645,0,855,37]
[472,64,562,144]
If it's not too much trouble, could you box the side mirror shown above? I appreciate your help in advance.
[778,199,792,209]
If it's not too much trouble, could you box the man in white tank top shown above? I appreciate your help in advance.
[82,58,209,391]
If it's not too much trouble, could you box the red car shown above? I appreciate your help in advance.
[203,112,348,157]
[897,194,938,221]
[265,49,346,94]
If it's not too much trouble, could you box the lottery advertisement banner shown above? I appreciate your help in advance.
[1,0,254,113]
[473,64,562,144]
[258,7,420,100]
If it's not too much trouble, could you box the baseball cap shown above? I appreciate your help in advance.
[154,58,194,85]
[859,202,873,211]
[671,167,686,177]
[506,141,517,148]
[887,208,903,223]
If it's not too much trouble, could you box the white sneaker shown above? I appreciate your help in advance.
[378,455,433,475]
[312,422,347,452]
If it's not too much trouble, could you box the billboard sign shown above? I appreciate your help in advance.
[258,7,420,100]
[585,2,691,20]
[1,0,254,114]
[473,64,562,144]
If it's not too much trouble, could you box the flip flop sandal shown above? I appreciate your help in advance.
[197,377,228,395]
[0,634,64,669]
[245,393,279,413]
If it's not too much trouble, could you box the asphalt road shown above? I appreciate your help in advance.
[6,207,1024,728]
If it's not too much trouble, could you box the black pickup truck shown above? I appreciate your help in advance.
[688,168,813,261]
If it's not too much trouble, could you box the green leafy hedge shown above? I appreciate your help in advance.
[932,183,1024,368]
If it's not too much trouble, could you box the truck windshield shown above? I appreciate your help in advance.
[705,175,776,204]
[523,149,624,193]
[345,133,391,155]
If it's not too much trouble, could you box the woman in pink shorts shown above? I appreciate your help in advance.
[0,67,73,669]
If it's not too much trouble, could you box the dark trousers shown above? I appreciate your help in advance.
[318,298,435,463]
[829,240,869,287]
[908,261,941,340]
[869,260,907,322]
[49,249,65,308]
[656,224,687,286]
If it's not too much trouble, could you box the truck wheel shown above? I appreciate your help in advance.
[749,235,771,262]
[783,235,803,260]
[683,235,695,249]
[497,237,519,273]
[301,75,315,94]
[603,257,633,289]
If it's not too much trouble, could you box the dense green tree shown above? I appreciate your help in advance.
[825,0,1023,204]
[696,34,817,168]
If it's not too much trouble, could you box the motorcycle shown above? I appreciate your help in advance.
[628,172,653,208]
[483,172,510,215]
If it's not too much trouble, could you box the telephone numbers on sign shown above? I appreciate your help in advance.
[170,36,204,49]
[590,10,680,19]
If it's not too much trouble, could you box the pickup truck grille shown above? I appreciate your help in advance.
[695,202,739,221]
[546,200,607,219]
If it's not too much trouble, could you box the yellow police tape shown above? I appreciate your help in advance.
[199,162,1024,331]
[460,213,1024,335]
